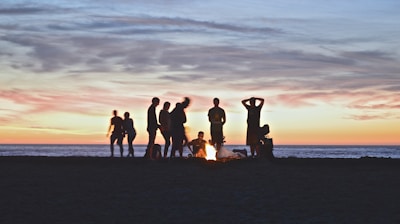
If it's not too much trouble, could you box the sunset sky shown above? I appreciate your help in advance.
[1,0,399,145]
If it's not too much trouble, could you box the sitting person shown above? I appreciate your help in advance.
[258,124,274,160]
[187,131,207,158]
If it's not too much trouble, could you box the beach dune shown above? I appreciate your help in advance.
[0,157,399,224]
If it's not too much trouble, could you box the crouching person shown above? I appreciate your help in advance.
[187,131,207,158]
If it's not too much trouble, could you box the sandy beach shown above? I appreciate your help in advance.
[0,156,399,224]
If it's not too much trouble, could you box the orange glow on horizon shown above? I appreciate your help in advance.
[0,109,399,145]
[1,127,399,145]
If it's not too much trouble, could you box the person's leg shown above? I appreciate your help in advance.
[216,142,221,151]
[178,138,183,158]
[216,128,223,151]
[178,130,185,158]
[127,134,134,157]
[255,144,260,157]
[162,131,170,158]
[110,135,117,157]
[250,145,255,157]
[170,133,178,158]
[147,129,156,159]
[117,136,123,157]
[210,127,216,148]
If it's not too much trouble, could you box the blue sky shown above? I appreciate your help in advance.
[0,0,399,144]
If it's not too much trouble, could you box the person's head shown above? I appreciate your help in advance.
[213,98,219,107]
[250,97,256,106]
[124,112,130,119]
[198,131,204,139]
[152,97,160,106]
[163,101,170,110]
[113,110,118,116]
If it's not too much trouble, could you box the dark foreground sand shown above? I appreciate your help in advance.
[0,157,399,224]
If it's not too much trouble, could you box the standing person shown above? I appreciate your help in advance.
[208,98,226,151]
[123,112,137,157]
[242,97,264,157]
[170,97,190,158]
[146,97,160,159]
[159,101,171,158]
[106,110,124,157]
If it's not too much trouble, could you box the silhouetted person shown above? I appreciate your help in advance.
[107,110,124,157]
[123,112,136,157]
[258,124,274,160]
[170,97,190,158]
[208,98,226,151]
[159,101,171,158]
[187,131,207,158]
[242,97,264,157]
[146,97,160,159]
[181,97,190,154]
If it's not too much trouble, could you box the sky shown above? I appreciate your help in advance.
[0,0,399,145]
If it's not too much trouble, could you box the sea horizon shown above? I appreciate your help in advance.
[0,144,399,159]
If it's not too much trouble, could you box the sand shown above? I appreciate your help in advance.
[0,156,399,224]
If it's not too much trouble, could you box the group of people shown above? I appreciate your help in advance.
[146,96,191,159]
[106,110,136,157]
[107,96,266,159]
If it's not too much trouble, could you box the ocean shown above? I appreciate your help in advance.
[0,144,399,159]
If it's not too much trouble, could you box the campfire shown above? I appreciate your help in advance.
[197,144,246,161]
[204,144,217,161]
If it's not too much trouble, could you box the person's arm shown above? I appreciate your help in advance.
[222,109,226,125]
[129,119,134,133]
[241,98,250,107]
[106,119,112,137]
[256,98,264,107]
[159,111,165,131]
[187,140,193,153]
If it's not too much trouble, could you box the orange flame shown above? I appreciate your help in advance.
[205,144,217,161]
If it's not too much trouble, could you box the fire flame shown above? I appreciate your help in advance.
[205,144,217,161]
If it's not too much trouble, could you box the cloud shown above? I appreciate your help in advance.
[345,110,400,121]
[98,15,283,35]
[349,104,400,110]
[0,3,74,17]
[347,93,400,110]
[0,87,141,117]
[3,28,399,96]
[0,7,49,15]
[347,114,388,121]
[1,35,83,72]
[265,90,400,122]
[4,28,398,101]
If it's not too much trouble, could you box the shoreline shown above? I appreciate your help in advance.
[1,144,399,159]
[1,156,399,223]
[1,155,400,162]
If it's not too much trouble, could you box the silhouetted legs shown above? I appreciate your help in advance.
[250,144,259,158]
[161,131,171,158]
[171,132,184,158]
[170,126,186,158]
[146,129,156,159]
[110,134,123,157]
[127,133,136,157]
[211,125,223,155]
